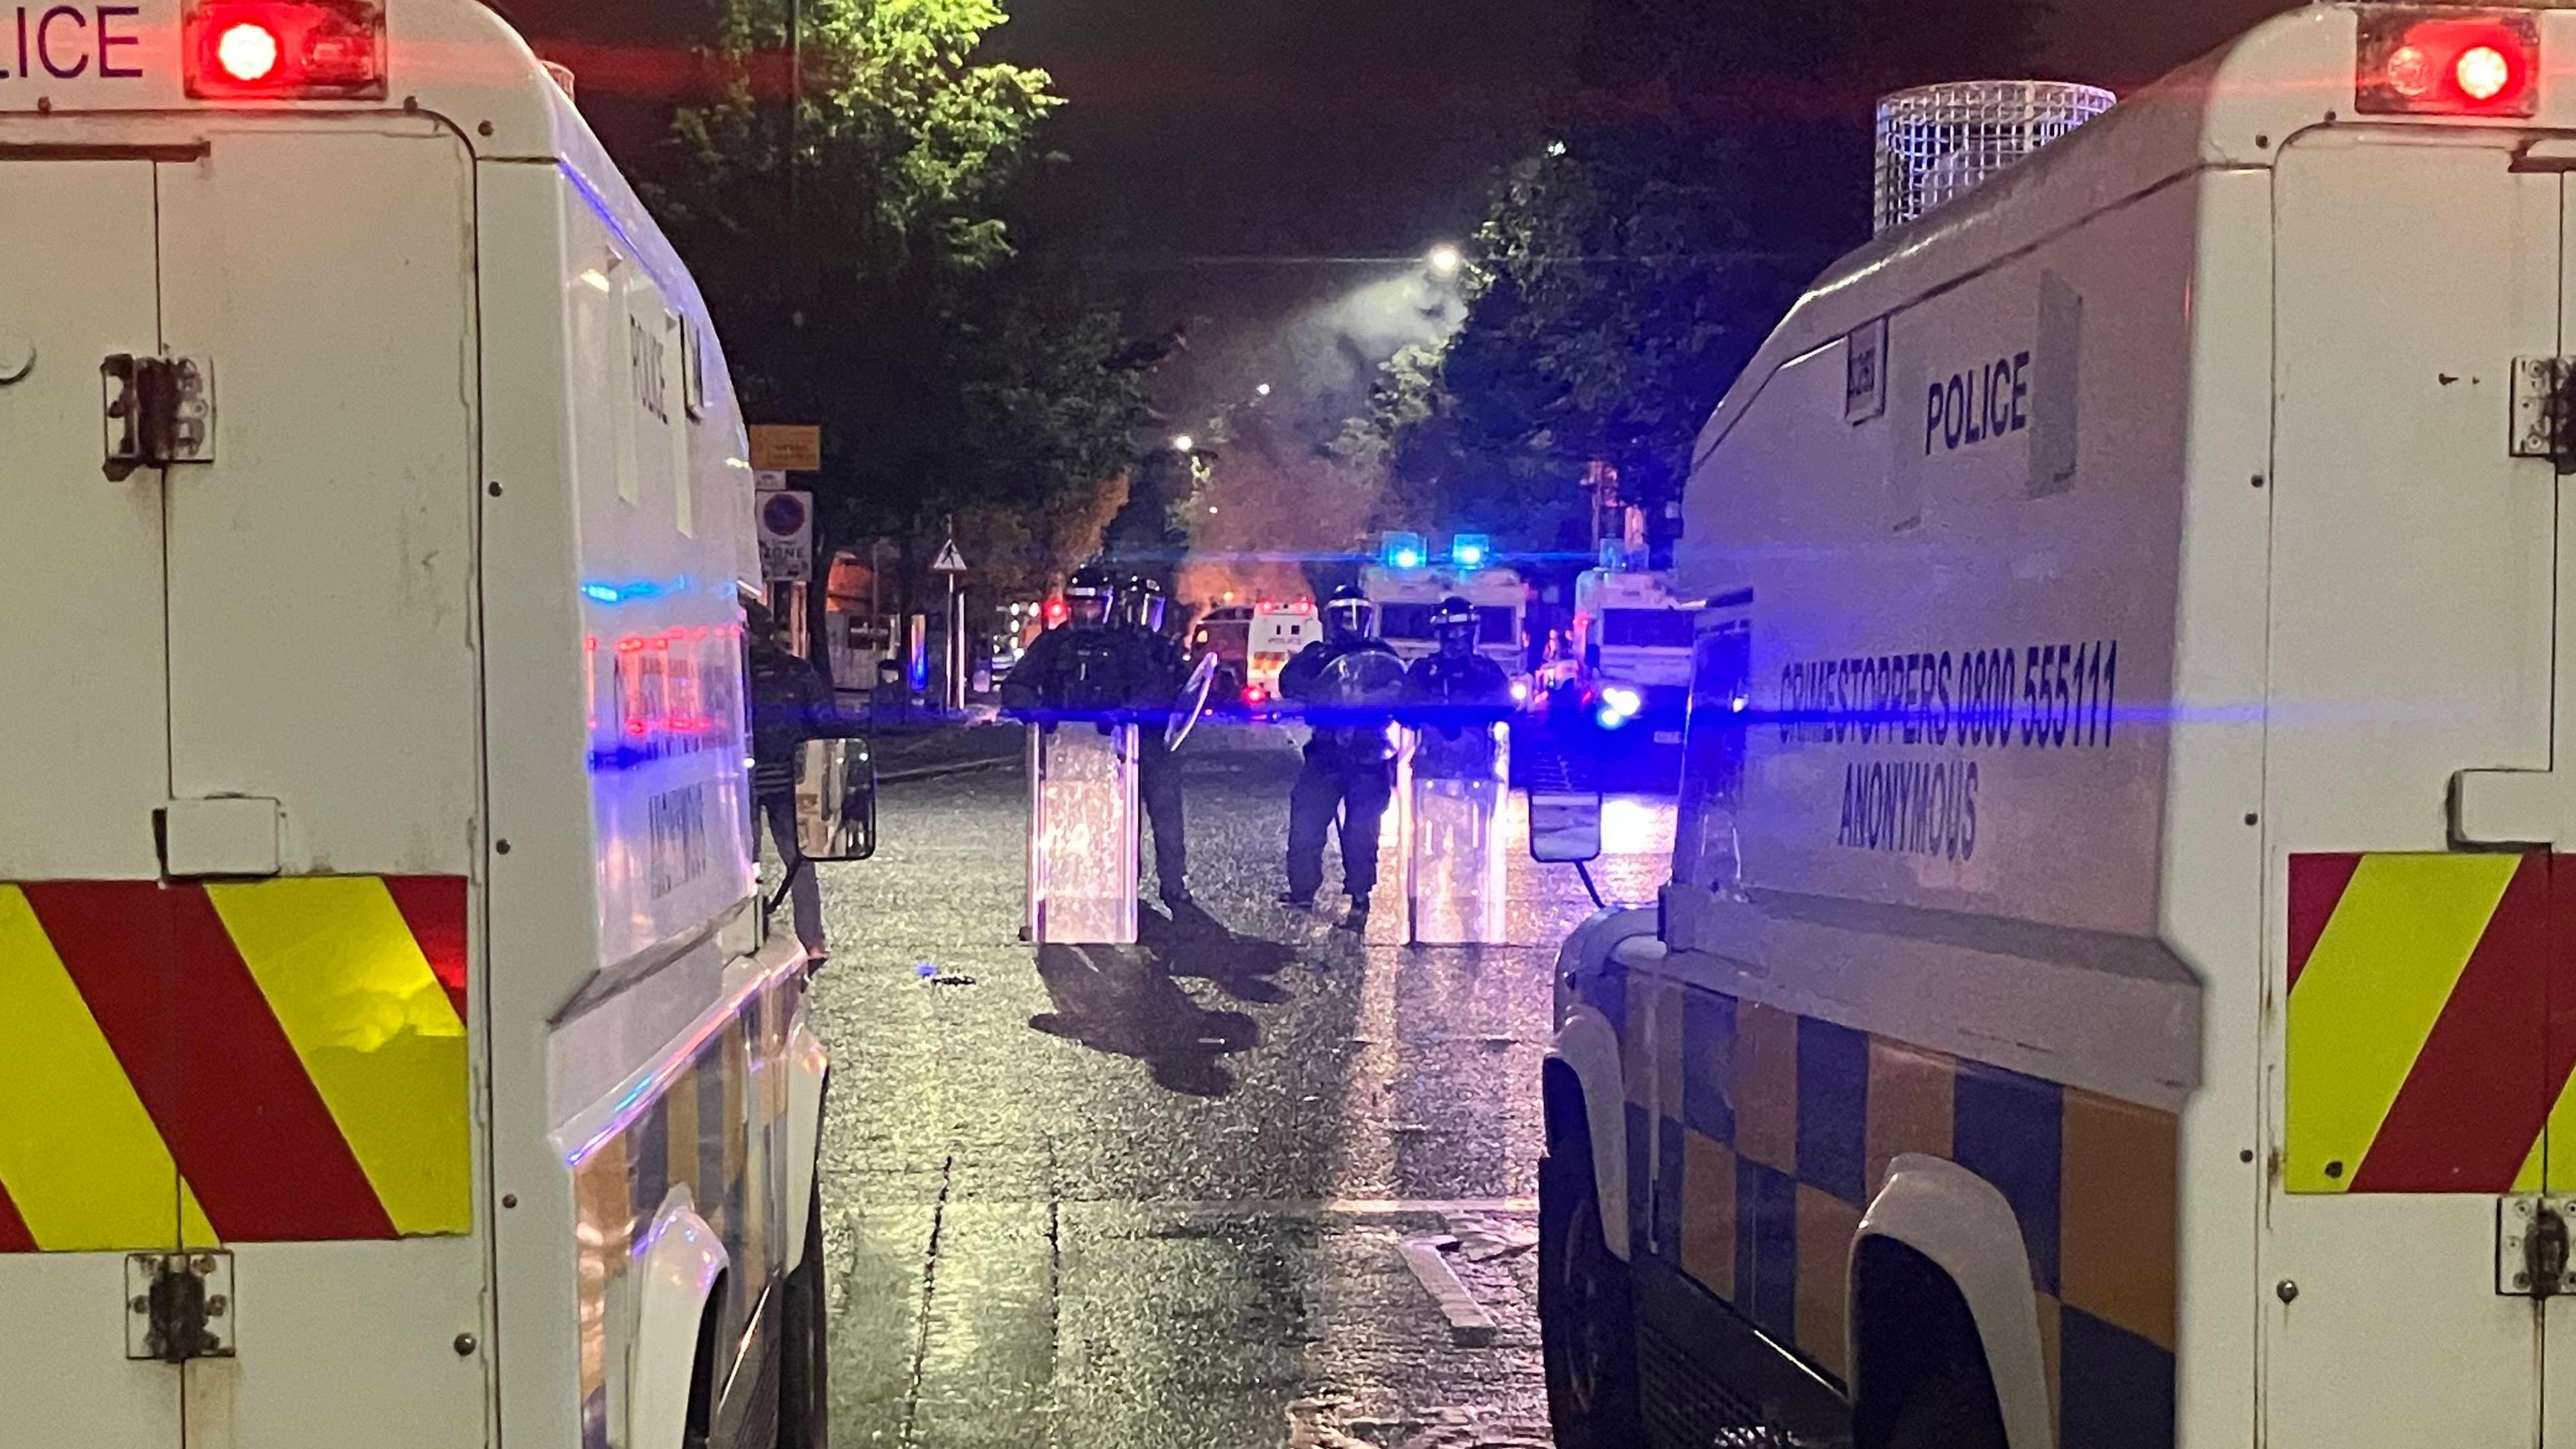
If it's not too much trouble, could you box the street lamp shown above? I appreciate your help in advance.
[1427,244,1462,278]
[1172,433,1195,454]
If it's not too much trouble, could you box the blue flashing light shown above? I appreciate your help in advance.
[1596,704,1633,731]
[581,577,695,606]
[1382,531,1428,572]
[1395,549,1424,570]
[1452,533,1490,572]
[1601,686,1643,718]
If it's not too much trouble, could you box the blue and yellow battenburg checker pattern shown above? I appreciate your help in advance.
[572,971,800,1449]
[1598,972,2178,1449]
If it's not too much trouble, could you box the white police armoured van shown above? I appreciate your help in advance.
[0,3,837,1447]
[1542,5,2576,1446]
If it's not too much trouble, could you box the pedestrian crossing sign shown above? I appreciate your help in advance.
[931,540,969,574]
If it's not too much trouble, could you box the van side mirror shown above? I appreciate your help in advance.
[1528,789,1604,865]
[794,734,877,863]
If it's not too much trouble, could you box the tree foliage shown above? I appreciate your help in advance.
[1366,0,2050,550]
[645,0,1159,603]
[1360,131,1813,550]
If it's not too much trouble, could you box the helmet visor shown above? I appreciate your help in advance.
[1066,588,1114,625]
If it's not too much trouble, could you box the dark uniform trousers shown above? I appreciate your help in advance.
[1286,751,1395,900]
[1139,733,1186,898]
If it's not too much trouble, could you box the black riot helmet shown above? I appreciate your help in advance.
[1432,595,1479,660]
[1063,565,1120,627]
[1122,574,1168,632]
[1323,584,1377,642]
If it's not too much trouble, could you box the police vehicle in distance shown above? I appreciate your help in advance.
[1361,539,1531,707]
[1552,566,1696,759]
[1540,8,2576,1448]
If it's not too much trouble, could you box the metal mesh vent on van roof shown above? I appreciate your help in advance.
[1873,80,2118,235]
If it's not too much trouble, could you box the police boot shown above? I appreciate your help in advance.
[1338,895,1371,931]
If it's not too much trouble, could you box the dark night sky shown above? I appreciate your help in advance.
[976,0,2306,264]
[970,0,2306,427]
[515,0,2308,425]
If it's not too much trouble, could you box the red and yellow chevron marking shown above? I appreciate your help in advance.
[2286,853,2576,1194]
[0,877,470,1251]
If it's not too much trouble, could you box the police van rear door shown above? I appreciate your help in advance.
[153,120,488,1449]
[2264,119,2563,1446]
[0,97,486,1449]
[0,150,190,1449]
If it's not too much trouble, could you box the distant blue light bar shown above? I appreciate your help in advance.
[580,576,698,606]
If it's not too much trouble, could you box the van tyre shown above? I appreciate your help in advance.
[775,1178,830,1449]
[1540,1144,1645,1449]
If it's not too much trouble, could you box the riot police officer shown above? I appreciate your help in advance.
[1404,594,1515,779]
[1122,574,1193,907]
[1277,584,1404,928]
[1001,566,1139,719]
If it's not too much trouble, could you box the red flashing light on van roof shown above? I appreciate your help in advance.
[2457,44,2516,103]
[184,0,386,100]
[215,20,279,80]
[2359,11,2538,117]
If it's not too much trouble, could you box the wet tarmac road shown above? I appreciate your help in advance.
[796,724,1674,1449]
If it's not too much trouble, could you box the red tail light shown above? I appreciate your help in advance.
[184,0,385,99]
[2359,11,2538,117]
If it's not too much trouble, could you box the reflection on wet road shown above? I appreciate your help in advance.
[796,726,1673,1448]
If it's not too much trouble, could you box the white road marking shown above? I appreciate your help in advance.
[1399,1236,1499,1346]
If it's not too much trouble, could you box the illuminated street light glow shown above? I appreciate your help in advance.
[1255,383,1273,397]
[1428,244,1462,278]
[1172,433,1195,453]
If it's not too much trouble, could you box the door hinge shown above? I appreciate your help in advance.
[100,352,216,481]
[2499,1197,2576,1297]
[125,1250,234,1362]
[2510,357,2576,469]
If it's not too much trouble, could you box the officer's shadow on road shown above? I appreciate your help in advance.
[1029,941,1263,1098]
[1140,899,1298,1006]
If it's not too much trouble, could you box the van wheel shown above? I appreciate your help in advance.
[1881,1362,2008,1449]
[775,1179,829,1449]
[1540,1146,1644,1449]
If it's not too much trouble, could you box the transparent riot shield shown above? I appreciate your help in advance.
[1168,650,1221,751]
[1025,721,1140,944]
[1313,649,1411,710]
[1402,720,1509,945]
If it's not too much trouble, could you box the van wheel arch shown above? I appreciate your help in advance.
[629,1196,733,1449]
[682,1269,729,1449]
[1849,1237,2008,1449]
[1849,1154,2053,1449]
